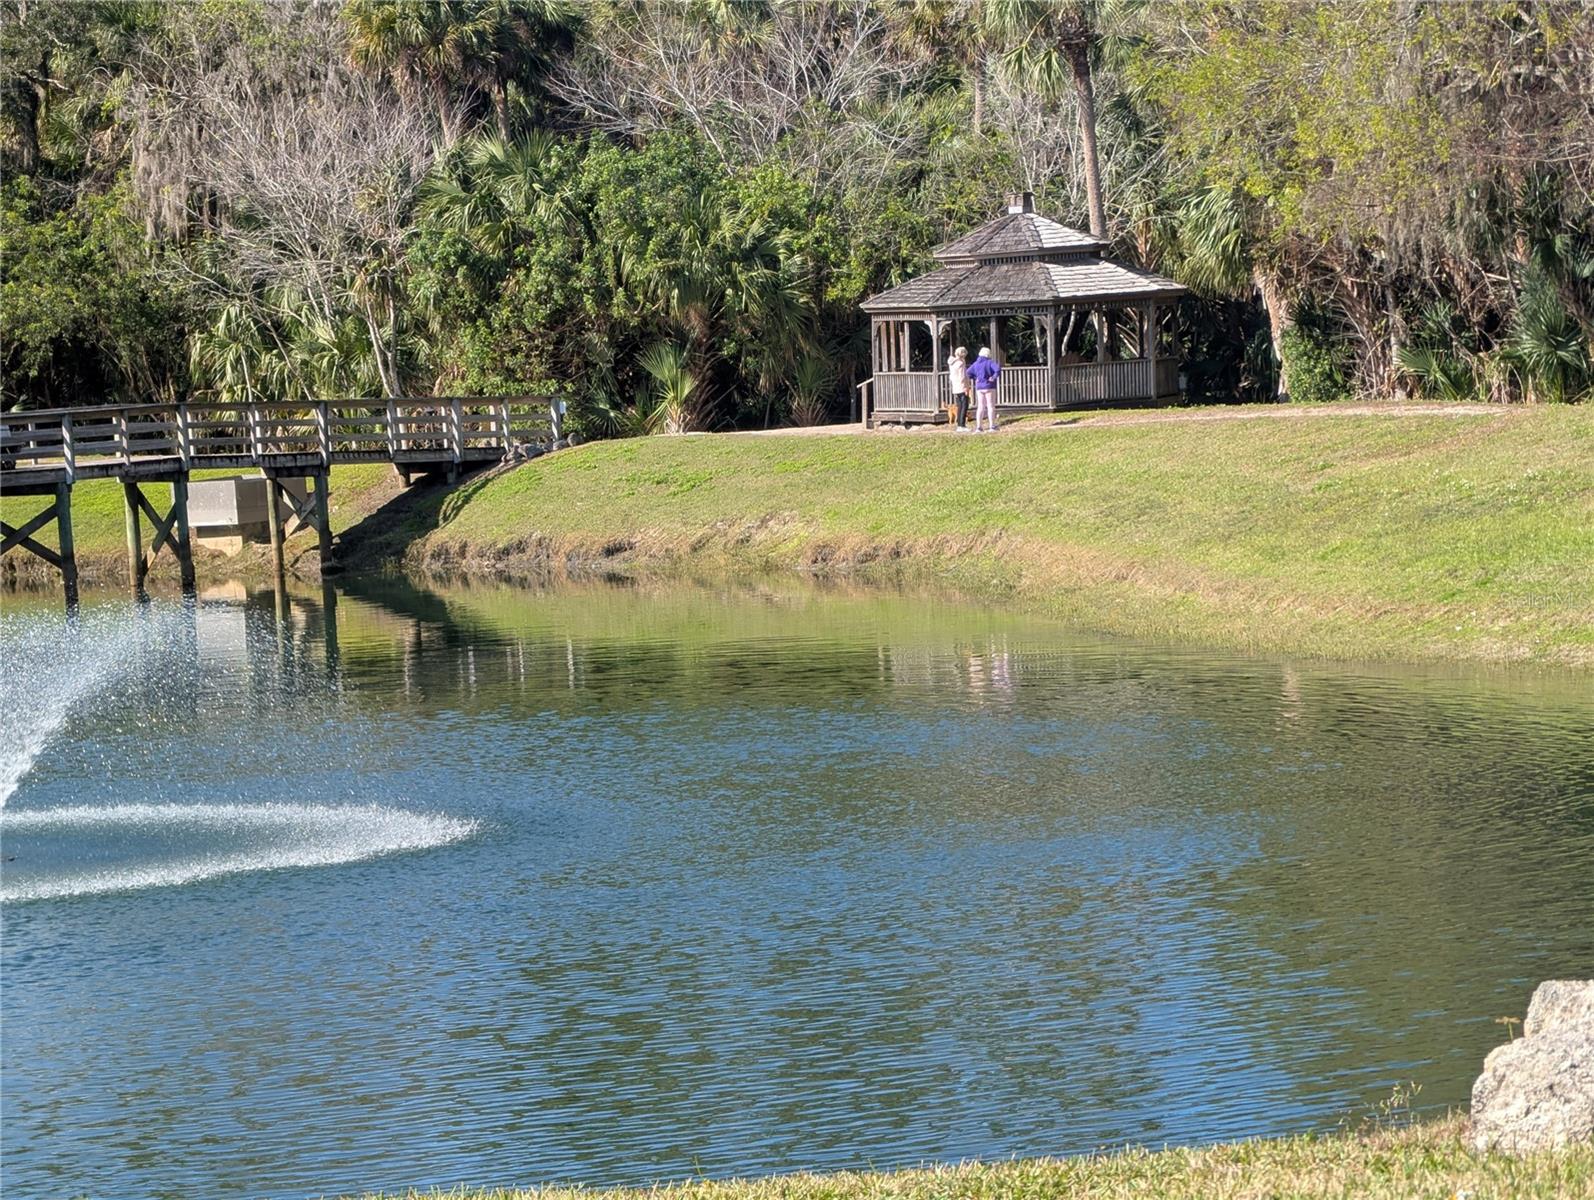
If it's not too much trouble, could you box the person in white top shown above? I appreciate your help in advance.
[947,345,971,431]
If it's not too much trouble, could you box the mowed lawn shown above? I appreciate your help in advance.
[6,405,1590,664]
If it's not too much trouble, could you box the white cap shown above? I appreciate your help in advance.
[978,346,990,357]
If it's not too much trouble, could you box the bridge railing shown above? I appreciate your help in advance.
[1,397,556,480]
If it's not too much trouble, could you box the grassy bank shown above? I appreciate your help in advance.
[368,404,1593,666]
[6,404,1590,665]
[348,1118,1593,1200]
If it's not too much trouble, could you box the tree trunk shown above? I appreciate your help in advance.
[17,49,48,173]
[492,78,511,140]
[1254,266,1292,401]
[17,86,40,172]
[1068,43,1105,238]
[363,312,401,397]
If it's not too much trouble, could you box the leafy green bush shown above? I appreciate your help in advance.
[1,178,190,408]
[1280,311,1351,404]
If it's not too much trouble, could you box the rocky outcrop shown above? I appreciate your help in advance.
[1471,979,1594,1153]
[1524,980,1594,1039]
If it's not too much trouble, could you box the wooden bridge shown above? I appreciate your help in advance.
[1,397,556,608]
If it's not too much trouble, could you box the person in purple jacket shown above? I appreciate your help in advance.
[967,346,1001,432]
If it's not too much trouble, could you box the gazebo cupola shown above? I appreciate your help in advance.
[859,192,1187,424]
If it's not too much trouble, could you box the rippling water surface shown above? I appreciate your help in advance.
[2,578,1590,1199]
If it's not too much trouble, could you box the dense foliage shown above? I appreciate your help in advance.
[3,0,1590,424]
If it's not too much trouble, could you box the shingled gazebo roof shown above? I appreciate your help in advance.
[933,211,1106,264]
[861,194,1184,316]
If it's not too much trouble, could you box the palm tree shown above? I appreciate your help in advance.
[639,341,703,434]
[345,0,577,141]
[344,0,493,142]
[1172,185,1299,401]
[985,0,1105,236]
[887,0,992,135]
[420,131,567,256]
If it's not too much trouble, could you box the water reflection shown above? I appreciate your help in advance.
[0,576,1590,1199]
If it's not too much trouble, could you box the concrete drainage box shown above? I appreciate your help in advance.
[191,476,309,554]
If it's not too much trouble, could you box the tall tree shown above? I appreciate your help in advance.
[986,0,1106,236]
[345,0,577,141]
[138,4,448,398]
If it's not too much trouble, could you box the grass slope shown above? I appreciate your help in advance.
[385,405,1593,665]
[348,1119,1593,1200]
[6,405,1589,664]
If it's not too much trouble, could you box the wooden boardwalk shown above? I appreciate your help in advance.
[2,397,554,607]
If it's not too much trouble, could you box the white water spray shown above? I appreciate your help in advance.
[1,599,481,901]
[0,606,158,807]
[1,802,478,902]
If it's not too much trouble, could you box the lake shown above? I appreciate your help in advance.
[2,577,1590,1199]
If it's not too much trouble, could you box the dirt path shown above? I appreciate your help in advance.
[1014,401,1507,431]
[718,401,1510,438]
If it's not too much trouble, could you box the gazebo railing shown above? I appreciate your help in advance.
[1055,360,1152,406]
[867,359,1179,417]
[872,371,941,414]
[996,366,1049,408]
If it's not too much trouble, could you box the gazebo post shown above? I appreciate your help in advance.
[1146,301,1159,398]
[1169,306,1181,397]
[930,317,943,418]
[1095,309,1109,364]
[1046,308,1059,410]
[988,315,1001,364]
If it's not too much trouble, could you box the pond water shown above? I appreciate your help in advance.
[2,578,1591,1199]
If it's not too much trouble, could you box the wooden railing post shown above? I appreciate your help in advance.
[115,411,129,462]
[316,401,331,466]
[386,397,399,458]
[248,403,262,463]
[60,412,76,483]
[449,398,464,463]
[175,405,191,468]
[499,400,511,451]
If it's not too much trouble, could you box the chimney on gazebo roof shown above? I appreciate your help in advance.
[1005,191,1036,214]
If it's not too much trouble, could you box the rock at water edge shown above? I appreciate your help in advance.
[1470,979,1594,1153]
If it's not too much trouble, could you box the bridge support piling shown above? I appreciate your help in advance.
[56,484,79,612]
[265,475,287,590]
[313,472,334,569]
[172,478,196,595]
[123,480,146,596]
[0,484,79,613]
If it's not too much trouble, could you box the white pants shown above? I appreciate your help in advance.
[975,390,997,428]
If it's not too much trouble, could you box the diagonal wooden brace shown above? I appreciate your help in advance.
[277,482,316,538]
[134,488,181,561]
[1,517,64,568]
[1,507,59,559]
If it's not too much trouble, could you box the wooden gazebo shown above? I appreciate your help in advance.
[859,193,1187,424]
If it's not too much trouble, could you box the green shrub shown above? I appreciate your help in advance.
[1280,313,1351,404]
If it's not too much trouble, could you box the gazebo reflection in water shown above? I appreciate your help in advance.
[859,192,1187,425]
